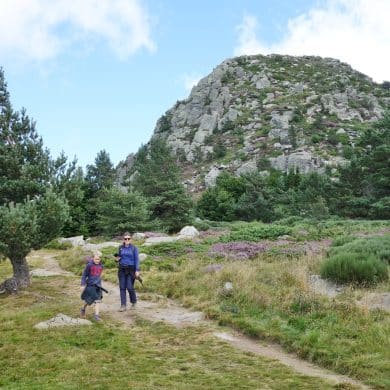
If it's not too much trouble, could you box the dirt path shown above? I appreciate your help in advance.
[33,251,371,390]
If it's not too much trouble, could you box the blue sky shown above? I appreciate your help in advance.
[1,0,389,169]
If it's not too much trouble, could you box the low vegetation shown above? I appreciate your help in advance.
[321,236,390,284]
[1,255,337,389]
[51,218,390,389]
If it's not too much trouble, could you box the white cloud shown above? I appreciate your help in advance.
[234,14,268,56]
[182,73,203,92]
[0,0,156,61]
[234,0,390,82]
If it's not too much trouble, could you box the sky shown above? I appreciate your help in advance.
[1,0,389,169]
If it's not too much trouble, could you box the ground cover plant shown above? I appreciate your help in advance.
[320,235,390,285]
[144,258,389,389]
[0,255,336,390]
[137,220,390,389]
[4,219,388,388]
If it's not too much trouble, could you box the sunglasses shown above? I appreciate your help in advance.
[124,237,131,240]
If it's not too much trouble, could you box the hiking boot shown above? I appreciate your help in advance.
[94,314,101,321]
[80,307,86,318]
[119,305,126,312]
[130,303,137,309]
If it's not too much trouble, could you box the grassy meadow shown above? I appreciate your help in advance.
[1,218,389,389]
[0,264,337,389]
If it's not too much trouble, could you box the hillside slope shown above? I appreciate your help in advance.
[119,54,390,192]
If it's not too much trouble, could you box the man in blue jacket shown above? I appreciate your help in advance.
[115,232,140,311]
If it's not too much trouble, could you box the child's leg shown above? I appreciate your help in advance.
[94,302,100,316]
[80,303,87,318]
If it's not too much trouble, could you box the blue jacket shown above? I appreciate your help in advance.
[81,262,103,286]
[118,244,140,271]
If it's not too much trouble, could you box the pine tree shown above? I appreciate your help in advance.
[52,154,88,236]
[131,138,193,232]
[0,68,69,292]
[96,187,151,236]
[84,150,116,234]
[0,68,51,204]
[85,149,115,195]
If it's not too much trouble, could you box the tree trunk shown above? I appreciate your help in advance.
[0,256,30,293]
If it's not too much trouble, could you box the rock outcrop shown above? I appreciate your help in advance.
[117,54,390,192]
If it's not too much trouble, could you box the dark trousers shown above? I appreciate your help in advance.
[118,268,136,306]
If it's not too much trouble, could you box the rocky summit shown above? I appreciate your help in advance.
[118,54,390,193]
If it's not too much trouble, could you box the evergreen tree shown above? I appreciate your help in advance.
[0,190,69,292]
[131,138,193,232]
[334,111,390,217]
[96,187,151,236]
[359,111,390,198]
[0,68,51,204]
[84,150,116,235]
[52,154,88,236]
[197,172,246,221]
[0,69,69,292]
[234,173,275,222]
[85,149,115,196]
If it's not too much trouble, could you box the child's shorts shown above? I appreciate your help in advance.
[81,285,103,305]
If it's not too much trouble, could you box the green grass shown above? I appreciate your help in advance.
[0,262,336,389]
[221,222,292,241]
[328,236,390,263]
[141,247,389,389]
[321,235,390,285]
[2,218,389,388]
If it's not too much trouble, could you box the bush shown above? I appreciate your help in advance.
[328,235,390,264]
[331,235,356,247]
[44,240,73,250]
[320,253,388,285]
[99,246,121,269]
[321,235,390,285]
[192,219,212,231]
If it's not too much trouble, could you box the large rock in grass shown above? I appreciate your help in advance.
[58,236,85,247]
[34,313,92,329]
[178,226,199,238]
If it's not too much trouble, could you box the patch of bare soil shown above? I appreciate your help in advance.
[213,332,370,389]
[34,251,371,389]
[357,292,390,313]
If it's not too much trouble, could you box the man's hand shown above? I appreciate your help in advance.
[80,286,85,291]
[135,271,140,278]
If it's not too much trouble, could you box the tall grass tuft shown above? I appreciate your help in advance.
[320,253,388,285]
[321,235,390,285]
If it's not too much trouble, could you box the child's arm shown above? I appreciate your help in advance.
[80,263,90,286]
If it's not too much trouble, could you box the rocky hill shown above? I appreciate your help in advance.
[118,54,390,193]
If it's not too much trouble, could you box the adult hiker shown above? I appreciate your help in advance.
[115,232,140,311]
[80,250,104,321]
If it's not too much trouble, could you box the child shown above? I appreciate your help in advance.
[80,250,104,321]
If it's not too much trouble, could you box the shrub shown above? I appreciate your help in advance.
[192,219,212,231]
[320,253,388,285]
[221,223,292,242]
[311,133,323,144]
[44,240,73,250]
[328,235,390,264]
[331,235,356,247]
